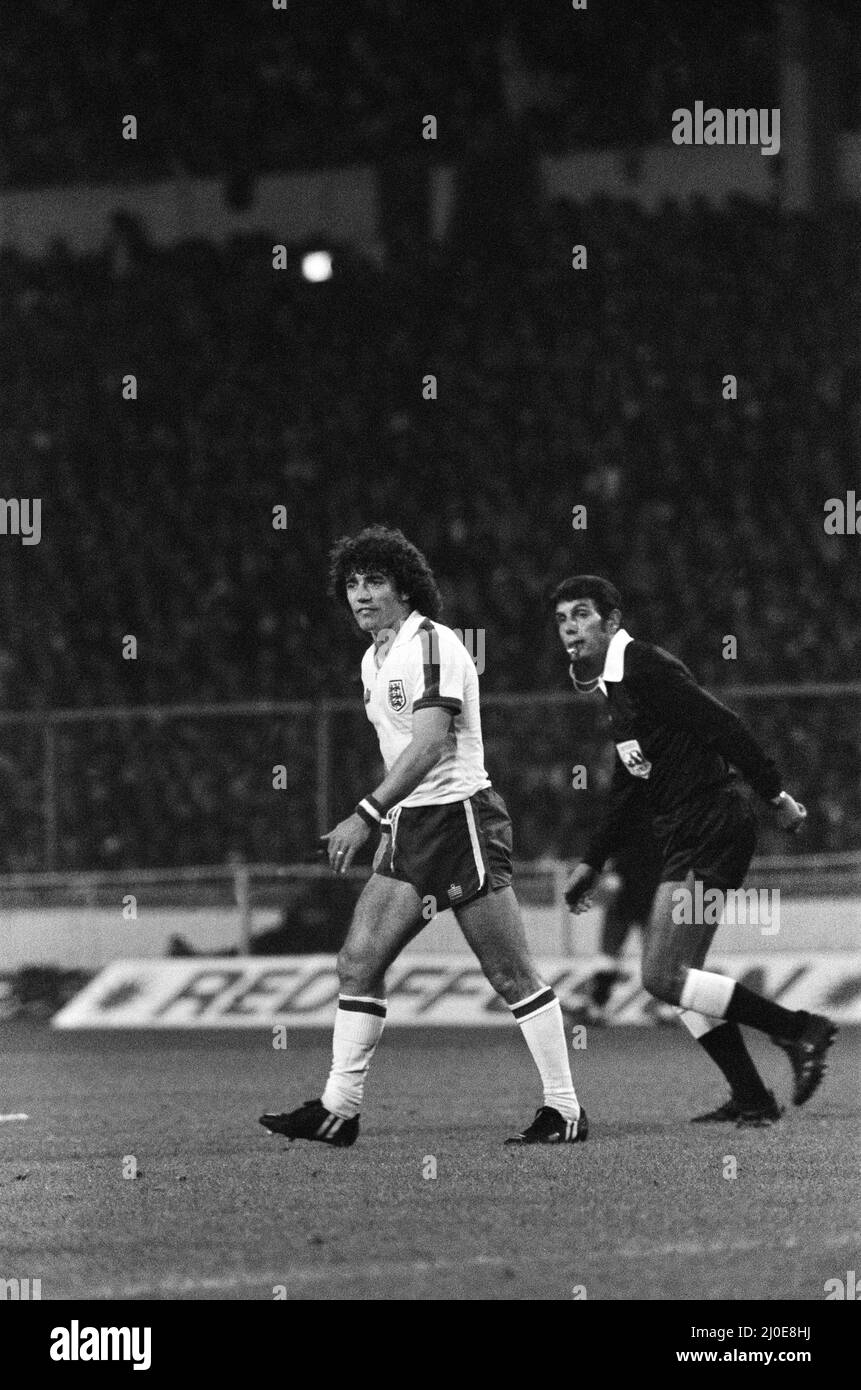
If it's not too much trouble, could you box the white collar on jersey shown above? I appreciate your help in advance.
[596,628,634,696]
[370,609,424,663]
[390,609,424,648]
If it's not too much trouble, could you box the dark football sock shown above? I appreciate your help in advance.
[590,969,619,1008]
[696,1022,771,1105]
[725,984,806,1040]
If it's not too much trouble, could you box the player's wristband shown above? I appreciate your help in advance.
[355,795,384,828]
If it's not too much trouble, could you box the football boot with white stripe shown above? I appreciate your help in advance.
[505,1105,588,1144]
[260,1098,359,1147]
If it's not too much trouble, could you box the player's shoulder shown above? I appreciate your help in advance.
[411,616,468,659]
[625,638,695,683]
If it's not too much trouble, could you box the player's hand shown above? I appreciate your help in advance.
[321,814,371,873]
[564,863,599,914]
[770,790,807,835]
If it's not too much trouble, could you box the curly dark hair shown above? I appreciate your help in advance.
[328,525,443,619]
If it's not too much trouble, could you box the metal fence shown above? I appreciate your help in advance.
[2,853,859,968]
[0,683,858,873]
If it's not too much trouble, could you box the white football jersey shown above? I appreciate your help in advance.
[360,610,491,808]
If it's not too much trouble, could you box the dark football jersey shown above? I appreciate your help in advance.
[580,639,782,871]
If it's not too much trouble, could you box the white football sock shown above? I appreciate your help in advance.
[510,987,580,1122]
[320,995,386,1120]
[676,1007,723,1039]
[679,968,736,1018]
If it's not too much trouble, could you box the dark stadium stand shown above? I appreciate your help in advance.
[0,192,857,868]
[0,0,817,187]
[9,0,861,190]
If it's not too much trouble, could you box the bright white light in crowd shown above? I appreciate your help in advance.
[302,251,333,282]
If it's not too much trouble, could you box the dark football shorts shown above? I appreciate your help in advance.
[612,825,665,923]
[613,860,663,925]
[375,786,513,910]
[658,787,757,890]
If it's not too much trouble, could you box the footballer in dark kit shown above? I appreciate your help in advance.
[557,575,837,1127]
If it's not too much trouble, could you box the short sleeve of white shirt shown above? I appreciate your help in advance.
[412,621,466,716]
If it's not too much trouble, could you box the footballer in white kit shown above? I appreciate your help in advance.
[363,605,509,912]
[261,525,587,1146]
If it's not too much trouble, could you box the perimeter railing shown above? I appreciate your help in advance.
[0,852,859,962]
[0,683,857,874]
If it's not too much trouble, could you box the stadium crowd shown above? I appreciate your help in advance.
[2,0,799,188]
[0,186,857,870]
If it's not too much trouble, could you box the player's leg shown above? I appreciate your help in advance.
[645,878,779,1119]
[320,872,425,1118]
[590,841,662,1019]
[678,933,836,1110]
[602,892,635,959]
[642,878,779,1121]
[260,872,424,1142]
[642,875,835,1112]
[586,889,632,1018]
[455,884,586,1142]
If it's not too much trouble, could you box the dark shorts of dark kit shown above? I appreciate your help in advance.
[612,831,665,923]
[657,788,758,891]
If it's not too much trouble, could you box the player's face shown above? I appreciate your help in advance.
[345,571,410,637]
[555,598,617,675]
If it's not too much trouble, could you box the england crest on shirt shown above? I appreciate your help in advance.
[387,679,407,712]
[615,738,652,779]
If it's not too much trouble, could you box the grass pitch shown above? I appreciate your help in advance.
[1,1023,858,1300]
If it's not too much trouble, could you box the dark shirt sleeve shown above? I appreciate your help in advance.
[582,754,646,871]
[627,645,783,801]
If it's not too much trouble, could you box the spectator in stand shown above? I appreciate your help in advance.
[0,195,857,867]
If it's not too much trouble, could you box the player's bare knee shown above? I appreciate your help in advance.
[490,974,519,1004]
[488,966,540,1004]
